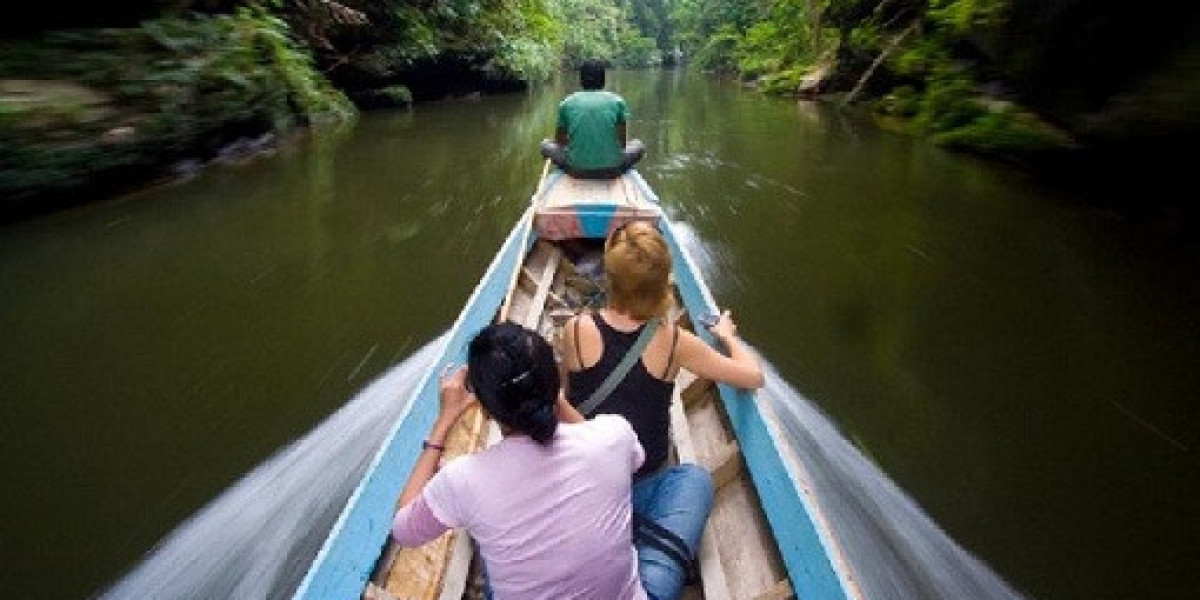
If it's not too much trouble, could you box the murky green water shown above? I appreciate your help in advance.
[2,70,1196,599]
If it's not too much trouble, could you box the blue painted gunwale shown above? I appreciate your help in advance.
[575,169,855,599]
[656,214,853,600]
[291,208,535,600]
[628,170,854,600]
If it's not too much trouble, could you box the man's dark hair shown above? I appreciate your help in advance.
[579,59,606,90]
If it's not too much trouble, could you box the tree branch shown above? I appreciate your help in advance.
[843,21,917,105]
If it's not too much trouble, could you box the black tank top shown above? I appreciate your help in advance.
[568,312,676,478]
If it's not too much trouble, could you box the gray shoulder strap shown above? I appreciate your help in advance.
[575,317,661,417]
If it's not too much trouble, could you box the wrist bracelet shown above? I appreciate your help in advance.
[422,440,446,452]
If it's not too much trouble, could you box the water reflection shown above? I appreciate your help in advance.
[764,364,1027,600]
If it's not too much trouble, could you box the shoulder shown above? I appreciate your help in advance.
[567,311,598,334]
[420,456,471,517]
[590,414,637,440]
[656,320,680,341]
[597,91,626,105]
[587,415,644,470]
[433,453,474,486]
[429,446,509,497]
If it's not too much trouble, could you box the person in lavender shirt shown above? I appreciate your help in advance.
[391,322,648,600]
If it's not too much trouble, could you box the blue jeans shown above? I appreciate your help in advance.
[632,464,715,600]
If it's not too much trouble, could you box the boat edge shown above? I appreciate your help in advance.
[290,208,535,600]
[657,214,856,600]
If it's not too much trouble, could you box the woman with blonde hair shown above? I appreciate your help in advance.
[559,219,764,600]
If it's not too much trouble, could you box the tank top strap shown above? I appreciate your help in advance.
[573,312,585,368]
[663,324,680,379]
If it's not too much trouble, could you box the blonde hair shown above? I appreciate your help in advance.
[604,220,672,320]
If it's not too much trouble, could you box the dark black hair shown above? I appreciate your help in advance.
[579,59,606,90]
[466,322,560,444]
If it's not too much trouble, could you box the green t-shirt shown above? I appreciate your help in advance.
[557,90,629,170]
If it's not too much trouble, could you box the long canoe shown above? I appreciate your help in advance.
[292,165,861,600]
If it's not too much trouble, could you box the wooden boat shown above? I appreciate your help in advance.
[291,164,861,600]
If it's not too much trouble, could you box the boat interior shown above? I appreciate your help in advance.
[363,225,795,600]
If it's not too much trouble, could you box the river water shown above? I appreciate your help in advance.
[1,70,1196,600]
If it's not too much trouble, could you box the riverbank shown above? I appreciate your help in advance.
[0,11,356,223]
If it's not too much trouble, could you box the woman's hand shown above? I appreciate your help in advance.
[708,309,738,343]
[437,365,476,425]
[683,308,764,390]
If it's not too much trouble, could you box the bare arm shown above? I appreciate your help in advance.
[616,121,628,146]
[676,310,764,390]
[555,125,569,146]
[556,391,585,423]
[554,315,586,423]
[398,367,475,507]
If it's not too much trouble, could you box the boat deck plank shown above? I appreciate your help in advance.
[537,172,648,210]
[671,374,734,600]
[680,372,790,600]
[379,404,489,598]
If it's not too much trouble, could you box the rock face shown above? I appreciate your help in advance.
[797,64,831,99]
[1,79,114,121]
[1,74,267,221]
[976,1,1200,150]
[0,16,355,223]
[0,78,145,219]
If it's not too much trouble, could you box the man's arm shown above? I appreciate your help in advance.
[616,96,630,145]
[555,126,569,145]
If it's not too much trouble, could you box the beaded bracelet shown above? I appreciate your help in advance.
[422,440,446,452]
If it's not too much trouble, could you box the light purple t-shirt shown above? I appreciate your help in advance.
[392,415,647,600]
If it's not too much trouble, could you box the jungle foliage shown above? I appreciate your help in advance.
[3,0,1197,220]
[0,4,352,218]
[554,0,656,68]
[668,0,1200,162]
[285,0,563,101]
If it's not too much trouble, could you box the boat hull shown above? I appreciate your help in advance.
[292,209,534,600]
[293,169,856,600]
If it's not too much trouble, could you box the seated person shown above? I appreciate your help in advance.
[391,322,648,600]
[541,59,646,179]
[558,220,765,600]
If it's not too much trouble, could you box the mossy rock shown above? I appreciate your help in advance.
[932,101,1077,158]
[0,13,355,222]
[352,85,413,109]
[0,79,116,131]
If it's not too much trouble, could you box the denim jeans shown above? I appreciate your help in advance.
[632,464,715,600]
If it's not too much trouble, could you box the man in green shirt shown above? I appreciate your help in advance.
[541,59,645,179]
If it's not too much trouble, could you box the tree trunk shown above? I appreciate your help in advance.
[843,22,917,105]
[808,0,823,56]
